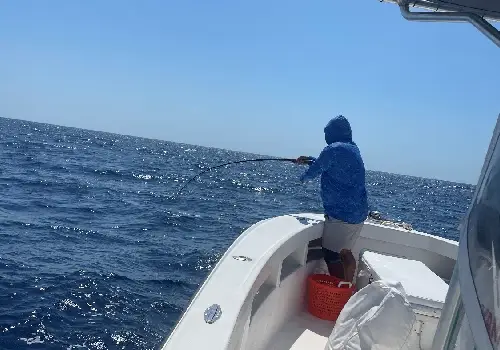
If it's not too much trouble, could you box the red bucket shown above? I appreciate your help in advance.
[307,274,355,321]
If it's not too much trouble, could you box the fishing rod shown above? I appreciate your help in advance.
[175,158,298,197]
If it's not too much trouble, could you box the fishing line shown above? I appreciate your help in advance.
[175,158,297,197]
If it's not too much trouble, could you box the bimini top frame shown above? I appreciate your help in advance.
[381,0,500,47]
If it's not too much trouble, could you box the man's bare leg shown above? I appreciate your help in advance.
[323,248,345,279]
[340,249,356,283]
[327,261,345,280]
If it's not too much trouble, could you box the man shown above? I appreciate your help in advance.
[297,115,368,281]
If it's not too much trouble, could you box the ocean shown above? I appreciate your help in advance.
[0,117,474,349]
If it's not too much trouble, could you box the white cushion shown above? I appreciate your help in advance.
[325,280,416,350]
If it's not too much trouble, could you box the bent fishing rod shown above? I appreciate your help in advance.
[175,157,299,197]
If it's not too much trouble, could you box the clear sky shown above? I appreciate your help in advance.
[1,1,499,184]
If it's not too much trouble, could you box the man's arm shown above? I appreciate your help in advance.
[300,146,335,182]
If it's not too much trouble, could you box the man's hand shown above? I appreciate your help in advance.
[295,156,313,165]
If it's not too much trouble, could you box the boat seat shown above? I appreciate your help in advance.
[358,251,449,311]
[356,251,450,349]
[358,250,449,310]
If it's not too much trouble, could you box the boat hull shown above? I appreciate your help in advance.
[160,213,458,350]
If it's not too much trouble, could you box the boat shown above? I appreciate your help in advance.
[160,1,500,349]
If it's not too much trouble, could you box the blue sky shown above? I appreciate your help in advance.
[1,1,499,184]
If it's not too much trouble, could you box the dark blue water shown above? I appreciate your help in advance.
[0,117,474,349]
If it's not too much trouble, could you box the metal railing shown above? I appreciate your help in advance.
[397,1,500,47]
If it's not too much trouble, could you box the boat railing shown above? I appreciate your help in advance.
[381,0,500,47]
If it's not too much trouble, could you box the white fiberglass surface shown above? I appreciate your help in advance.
[361,251,448,309]
[265,311,334,350]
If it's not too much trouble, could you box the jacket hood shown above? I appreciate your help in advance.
[324,115,352,144]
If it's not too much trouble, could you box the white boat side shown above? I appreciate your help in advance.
[160,214,458,350]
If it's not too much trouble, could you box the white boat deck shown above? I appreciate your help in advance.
[161,214,459,350]
[265,311,334,350]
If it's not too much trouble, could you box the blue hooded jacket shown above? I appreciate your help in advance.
[300,116,368,224]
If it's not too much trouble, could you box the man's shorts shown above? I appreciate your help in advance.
[322,215,364,264]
